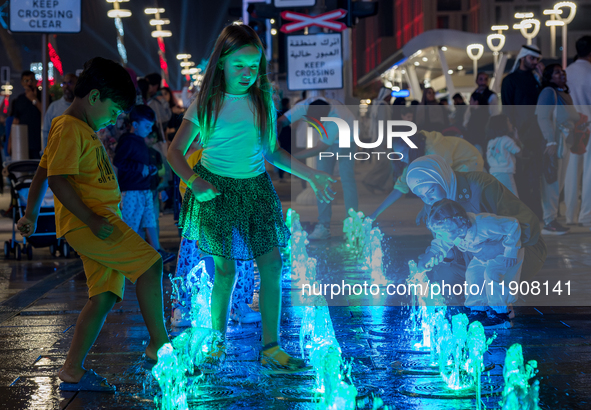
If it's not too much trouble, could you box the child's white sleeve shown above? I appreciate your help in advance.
[504,136,521,154]
[479,214,522,258]
[429,236,454,259]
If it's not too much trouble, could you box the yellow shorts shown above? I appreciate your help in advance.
[65,214,162,303]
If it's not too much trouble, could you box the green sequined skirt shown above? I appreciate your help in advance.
[179,162,290,261]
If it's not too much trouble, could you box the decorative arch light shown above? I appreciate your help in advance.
[518,18,540,45]
[486,34,505,53]
[466,44,484,81]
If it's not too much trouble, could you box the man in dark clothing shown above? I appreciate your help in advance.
[10,71,42,159]
[114,105,174,263]
[501,44,544,220]
[466,72,501,151]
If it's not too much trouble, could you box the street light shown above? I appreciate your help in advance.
[466,44,484,82]
[544,9,563,59]
[106,0,131,66]
[145,7,172,86]
[515,18,540,45]
[177,54,193,82]
[488,25,508,70]
[487,34,506,70]
[553,1,577,68]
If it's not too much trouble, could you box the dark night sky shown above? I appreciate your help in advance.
[0,0,242,90]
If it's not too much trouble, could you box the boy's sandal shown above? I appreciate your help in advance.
[59,369,116,393]
[260,342,312,374]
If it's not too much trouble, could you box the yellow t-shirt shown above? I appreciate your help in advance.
[178,149,203,198]
[40,115,121,237]
[394,131,484,194]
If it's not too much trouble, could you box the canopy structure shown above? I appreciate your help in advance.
[357,29,526,99]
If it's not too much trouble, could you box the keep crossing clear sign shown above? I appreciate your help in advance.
[287,33,343,91]
[9,0,81,33]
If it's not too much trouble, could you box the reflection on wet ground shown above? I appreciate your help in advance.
[1,225,591,409]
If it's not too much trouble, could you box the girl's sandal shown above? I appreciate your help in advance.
[260,342,312,374]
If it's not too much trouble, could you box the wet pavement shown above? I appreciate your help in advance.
[1,171,591,409]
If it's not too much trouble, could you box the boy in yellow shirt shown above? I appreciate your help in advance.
[17,57,170,392]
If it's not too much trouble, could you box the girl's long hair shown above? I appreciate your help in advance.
[162,86,179,109]
[485,114,512,144]
[196,24,275,150]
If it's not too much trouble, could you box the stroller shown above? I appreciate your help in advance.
[3,160,73,260]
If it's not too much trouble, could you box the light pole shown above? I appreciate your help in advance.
[466,44,484,82]
[553,2,577,68]
[106,0,132,66]
[145,7,172,87]
[544,9,563,59]
[487,28,507,70]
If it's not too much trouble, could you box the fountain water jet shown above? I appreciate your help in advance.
[343,208,367,253]
[152,343,189,410]
[186,260,213,329]
[500,344,540,410]
[438,314,495,391]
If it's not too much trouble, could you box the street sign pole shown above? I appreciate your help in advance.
[41,33,48,150]
[9,0,82,152]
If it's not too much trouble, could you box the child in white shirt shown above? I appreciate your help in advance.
[486,114,521,197]
[418,199,524,329]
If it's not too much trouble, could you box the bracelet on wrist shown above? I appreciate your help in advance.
[187,174,198,187]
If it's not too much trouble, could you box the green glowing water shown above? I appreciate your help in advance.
[343,208,367,253]
[187,260,212,328]
[500,344,540,410]
[299,295,358,409]
[152,343,189,410]
[438,314,495,391]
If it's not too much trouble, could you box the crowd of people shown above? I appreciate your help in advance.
[366,36,591,237]
[4,21,589,393]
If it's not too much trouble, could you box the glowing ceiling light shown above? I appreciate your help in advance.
[145,8,165,14]
[107,9,131,18]
[150,19,170,26]
[151,30,172,38]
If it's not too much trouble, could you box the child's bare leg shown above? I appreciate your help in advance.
[145,226,161,250]
[135,258,170,361]
[58,291,118,383]
[255,248,283,346]
[211,255,237,338]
